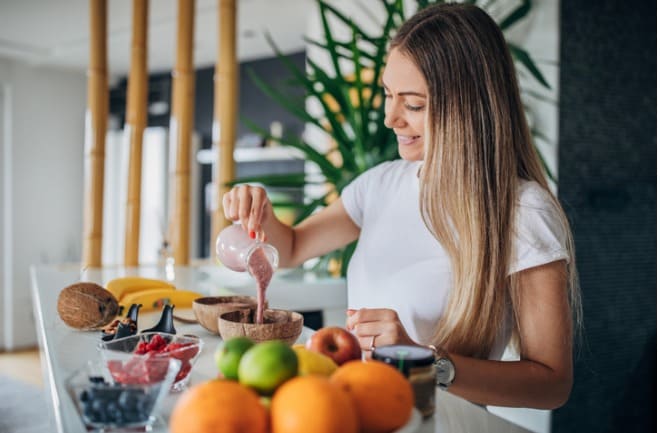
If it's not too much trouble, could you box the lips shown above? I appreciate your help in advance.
[396,135,420,146]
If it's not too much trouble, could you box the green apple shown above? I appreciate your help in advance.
[214,337,255,380]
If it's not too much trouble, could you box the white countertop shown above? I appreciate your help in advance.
[30,263,530,433]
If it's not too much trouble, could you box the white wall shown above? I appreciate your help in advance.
[0,57,86,349]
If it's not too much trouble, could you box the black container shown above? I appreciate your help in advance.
[373,345,436,418]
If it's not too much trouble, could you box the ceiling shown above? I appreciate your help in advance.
[0,0,312,77]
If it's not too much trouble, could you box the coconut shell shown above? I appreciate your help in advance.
[218,309,303,345]
[57,282,120,330]
[192,295,266,334]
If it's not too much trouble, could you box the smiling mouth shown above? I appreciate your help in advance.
[396,135,420,145]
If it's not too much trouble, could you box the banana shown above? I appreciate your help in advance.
[105,277,176,300]
[119,287,203,312]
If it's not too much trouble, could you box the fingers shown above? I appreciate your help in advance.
[357,334,377,352]
[345,308,398,330]
[345,308,407,350]
[222,185,270,234]
[249,187,267,235]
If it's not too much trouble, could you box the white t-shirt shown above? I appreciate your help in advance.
[340,160,569,359]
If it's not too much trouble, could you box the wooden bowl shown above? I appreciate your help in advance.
[192,296,261,334]
[218,309,303,345]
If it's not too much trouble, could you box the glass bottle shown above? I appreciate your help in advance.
[215,223,279,274]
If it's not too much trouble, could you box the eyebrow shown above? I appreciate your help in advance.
[382,82,426,98]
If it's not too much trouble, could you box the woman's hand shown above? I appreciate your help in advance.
[222,185,273,239]
[345,308,418,354]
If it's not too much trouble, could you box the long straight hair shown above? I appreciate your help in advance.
[390,3,580,358]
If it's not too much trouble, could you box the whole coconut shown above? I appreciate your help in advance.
[57,282,120,330]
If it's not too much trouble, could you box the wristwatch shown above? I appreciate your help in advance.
[428,345,456,390]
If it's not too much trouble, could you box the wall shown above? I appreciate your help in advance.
[0,58,86,349]
[554,1,655,432]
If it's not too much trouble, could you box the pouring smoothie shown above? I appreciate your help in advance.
[216,224,279,324]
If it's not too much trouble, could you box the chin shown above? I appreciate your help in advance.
[398,147,424,161]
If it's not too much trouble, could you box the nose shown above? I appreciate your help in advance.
[384,101,405,129]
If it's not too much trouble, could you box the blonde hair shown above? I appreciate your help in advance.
[391,3,580,358]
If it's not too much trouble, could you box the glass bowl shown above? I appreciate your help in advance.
[98,332,203,392]
[65,358,180,431]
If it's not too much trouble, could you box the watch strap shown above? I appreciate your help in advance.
[428,345,455,390]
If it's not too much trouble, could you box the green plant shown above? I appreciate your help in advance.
[237,0,552,276]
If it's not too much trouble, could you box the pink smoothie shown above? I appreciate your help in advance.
[247,246,274,324]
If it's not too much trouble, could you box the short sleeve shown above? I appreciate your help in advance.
[340,168,370,228]
[509,183,570,275]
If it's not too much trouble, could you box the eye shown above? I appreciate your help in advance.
[405,103,425,112]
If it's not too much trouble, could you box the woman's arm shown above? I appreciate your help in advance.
[223,185,360,268]
[449,260,573,408]
[347,260,573,409]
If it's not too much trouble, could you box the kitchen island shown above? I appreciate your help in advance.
[30,263,530,433]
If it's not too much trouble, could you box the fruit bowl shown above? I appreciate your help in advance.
[65,358,180,430]
[192,295,262,334]
[98,332,203,392]
[218,308,303,345]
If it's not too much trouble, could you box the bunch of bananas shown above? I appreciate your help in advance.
[106,277,203,313]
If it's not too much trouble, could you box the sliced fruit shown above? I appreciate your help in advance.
[105,277,175,300]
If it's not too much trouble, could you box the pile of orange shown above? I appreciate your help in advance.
[169,380,268,433]
[170,359,413,433]
[331,360,414,433]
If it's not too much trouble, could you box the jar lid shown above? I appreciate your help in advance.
[372,345,435,376]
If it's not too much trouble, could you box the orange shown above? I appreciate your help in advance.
[169,379,268,433]
[271,375,359,433]
[331,360,414,433]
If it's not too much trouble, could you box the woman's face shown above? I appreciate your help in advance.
[382,48,428,161]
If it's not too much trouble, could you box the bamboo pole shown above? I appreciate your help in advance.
[168,0,195,265]
[124,0,149,266]
[211,0,238,258]
[82,0,108,268]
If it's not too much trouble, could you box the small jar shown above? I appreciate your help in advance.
[373,345,436,418]
[215,223,279,274]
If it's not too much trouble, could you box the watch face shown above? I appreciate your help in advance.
[435,358,455,388]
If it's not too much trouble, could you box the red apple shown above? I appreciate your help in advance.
[306,326,362,365]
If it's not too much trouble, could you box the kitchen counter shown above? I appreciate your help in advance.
[30,263,530,433]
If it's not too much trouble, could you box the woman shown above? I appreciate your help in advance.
[222,3,580,409]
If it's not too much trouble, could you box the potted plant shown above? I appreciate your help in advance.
[235,0,552,276]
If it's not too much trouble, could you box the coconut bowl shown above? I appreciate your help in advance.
[217,309,303,345]
[192,296,262,334]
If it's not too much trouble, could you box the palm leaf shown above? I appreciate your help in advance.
[294,193,332,224]
[508,42,551,89]
[242,119,342,182]
[498,0,531,31]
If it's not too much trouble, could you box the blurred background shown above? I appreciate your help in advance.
[0,1,655,432]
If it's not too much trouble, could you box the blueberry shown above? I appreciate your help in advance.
[82,405,95,419]
[79,390,90,403]
[91,398,104,413]
[118,390,138,409]
[136,395,152,414]
[107,401,119,414]
[88,376,106,384]
[124,410,140,423]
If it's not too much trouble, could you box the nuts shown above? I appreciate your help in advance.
[57,282,120,330]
